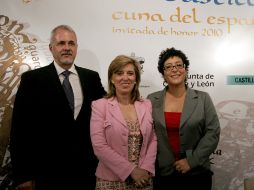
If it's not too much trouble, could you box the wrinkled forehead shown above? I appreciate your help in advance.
[53,29,77,42]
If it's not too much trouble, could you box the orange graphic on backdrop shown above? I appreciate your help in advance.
[0,15,40,188]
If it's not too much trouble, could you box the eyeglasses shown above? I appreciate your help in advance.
[163,63,185,71]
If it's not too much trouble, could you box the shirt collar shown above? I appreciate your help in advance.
[54,61,78,76]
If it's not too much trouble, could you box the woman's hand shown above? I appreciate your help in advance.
[130,167,151,188]
[175,158,191,173]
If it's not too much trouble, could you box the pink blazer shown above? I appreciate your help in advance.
[90,97,157,182]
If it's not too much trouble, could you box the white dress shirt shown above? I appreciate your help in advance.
[54,62,83,119]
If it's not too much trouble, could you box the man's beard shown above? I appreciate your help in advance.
[60,57,74,65]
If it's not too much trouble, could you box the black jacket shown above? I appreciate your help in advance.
[10,63,106,190]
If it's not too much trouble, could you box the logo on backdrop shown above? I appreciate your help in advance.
[129,52,151,94]
[227,75,254,85]
[130,52,145,73]
[0,15,41,189]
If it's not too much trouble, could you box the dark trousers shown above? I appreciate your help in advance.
[154,170,213,190]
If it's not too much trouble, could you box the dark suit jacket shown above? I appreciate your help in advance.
[10,63,106,190]
[147,87,220,176]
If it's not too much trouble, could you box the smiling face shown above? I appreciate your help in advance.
[163,56,187,87]
[49,28,77,69]
[111,63,136,96]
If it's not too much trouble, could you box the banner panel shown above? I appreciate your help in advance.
[1,0,253,189]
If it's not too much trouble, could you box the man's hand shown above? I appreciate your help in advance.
[17,180,35,190]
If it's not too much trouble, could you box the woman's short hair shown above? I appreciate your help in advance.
[157,47,190,75]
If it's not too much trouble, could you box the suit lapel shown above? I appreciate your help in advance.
[180,88,198,127]
[108,98,127,127]
[152,89,167,129]
[46,63,75,114]
[75,66,86,103]
[46,63,67,98]
[74,66,89,120]
[134,100,145,126]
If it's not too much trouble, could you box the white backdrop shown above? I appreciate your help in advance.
[1,0,254,189]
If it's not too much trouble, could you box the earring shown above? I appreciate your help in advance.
[163,81,167,87]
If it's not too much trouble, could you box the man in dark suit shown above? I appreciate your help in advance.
[10,25,106,190]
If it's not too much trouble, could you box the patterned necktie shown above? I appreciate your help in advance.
[62,70,74,114]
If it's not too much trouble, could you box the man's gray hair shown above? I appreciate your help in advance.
[50,25,76,44]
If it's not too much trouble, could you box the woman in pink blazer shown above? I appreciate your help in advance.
[90,55,157,189]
